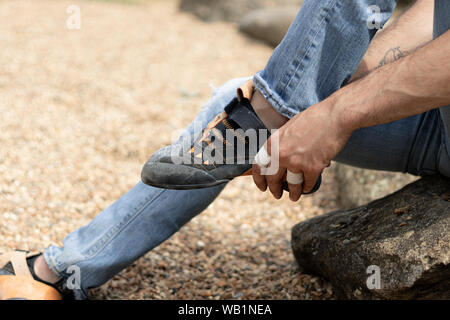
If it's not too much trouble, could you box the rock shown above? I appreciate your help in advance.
[179,0,414,23]
[291,175,450,299]
[239,7,299,47]
[334,163,418,209]
[179,0,301,23]
[180,0,414,48]
[196,240,206,250]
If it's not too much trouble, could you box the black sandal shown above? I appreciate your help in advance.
[0,250,66,300]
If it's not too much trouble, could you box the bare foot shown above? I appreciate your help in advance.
[33,255,60,284]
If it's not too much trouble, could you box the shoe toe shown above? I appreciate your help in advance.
[141,162,220,189]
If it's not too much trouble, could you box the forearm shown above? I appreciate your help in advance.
[333,30,450,131]
[352,0,434,80]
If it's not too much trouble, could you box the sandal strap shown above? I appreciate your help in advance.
[0,251,63,300]
[0,251,33,279]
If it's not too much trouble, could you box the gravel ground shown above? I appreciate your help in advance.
[0,0,337,299]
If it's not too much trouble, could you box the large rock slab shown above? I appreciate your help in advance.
[239,7,299,47]
[291,175,450,299]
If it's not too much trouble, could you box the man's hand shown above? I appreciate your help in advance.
[253,26,450,202]
[252,98,353,202]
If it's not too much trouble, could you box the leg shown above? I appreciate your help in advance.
[335,109,450,177]
[254,0,397,118]
[42,77,249,299]
[251,0,449,177]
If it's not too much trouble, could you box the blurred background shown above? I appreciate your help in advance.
[0,0,416,300]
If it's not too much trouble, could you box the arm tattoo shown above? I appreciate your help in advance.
[378,47,408,68]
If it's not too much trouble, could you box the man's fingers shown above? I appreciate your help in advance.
[303,170,320,193]
[268,181,283,199]
[286,170,303,202]
[252,164,267,192]
[288,182,302,202]
[266,168,285,200]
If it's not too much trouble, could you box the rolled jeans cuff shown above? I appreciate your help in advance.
[253,72,303,119]
[43,246,65,279]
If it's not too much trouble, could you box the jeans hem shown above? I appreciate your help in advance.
[43,247,64,279]
[253,73,305,119]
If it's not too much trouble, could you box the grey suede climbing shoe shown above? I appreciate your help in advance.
[141,81,321,193]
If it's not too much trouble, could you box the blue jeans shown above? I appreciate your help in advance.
[44,0,450,299]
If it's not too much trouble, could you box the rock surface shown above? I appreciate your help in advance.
[239,7,299,47]
[291,175,450,299]
[334,163,418,209]
[179,0,301,23]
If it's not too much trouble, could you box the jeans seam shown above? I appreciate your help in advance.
[282,0,339,98]
[317,1,346,92]
[82,188,167,260]
[436,112,450,175]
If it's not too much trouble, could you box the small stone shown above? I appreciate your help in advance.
[233,292,243,299]
[217,280,227,287]
[196,241,205,250]
[203,290,212,297]
[441,191,450,201]
[394,205,411,215]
